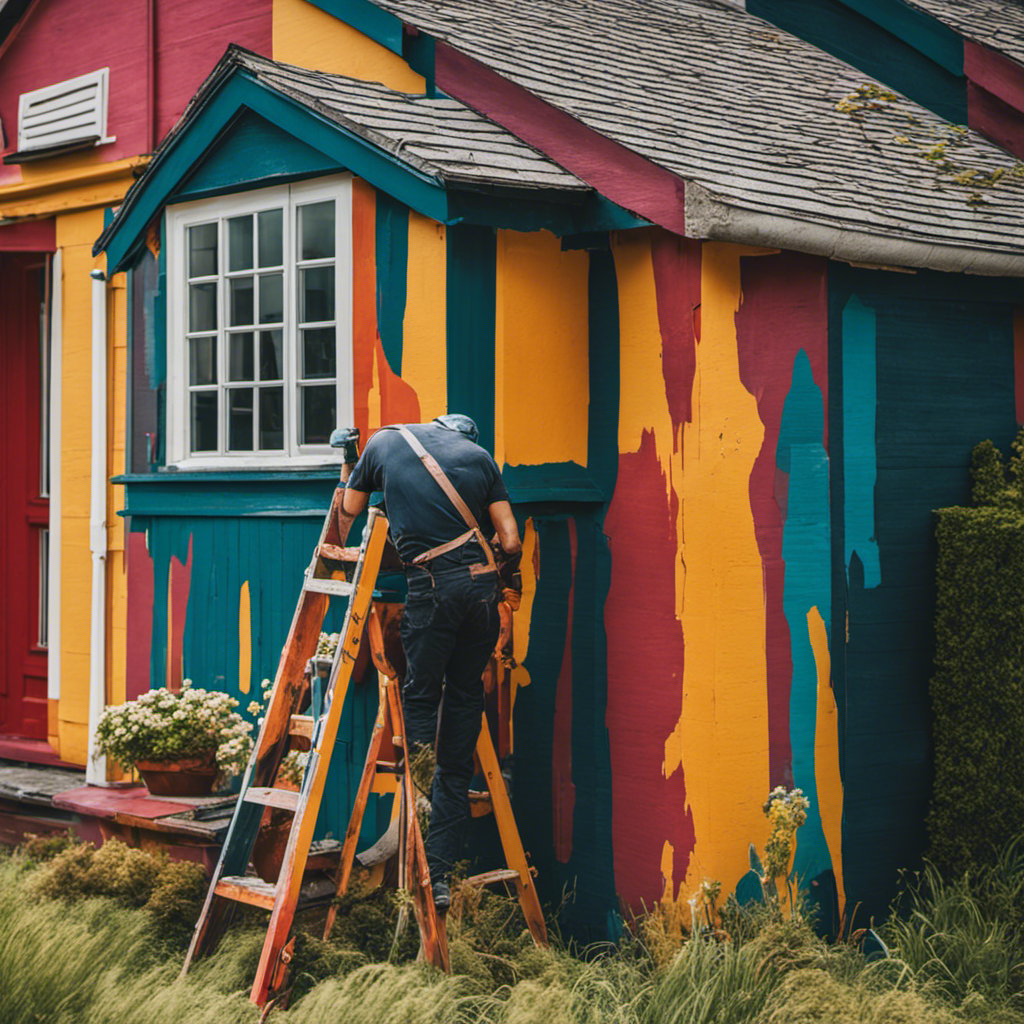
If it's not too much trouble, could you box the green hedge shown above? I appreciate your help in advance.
[928,435,1024,874]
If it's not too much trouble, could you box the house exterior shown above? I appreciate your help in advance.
[0,0,273,769]
[2,0,1014,941]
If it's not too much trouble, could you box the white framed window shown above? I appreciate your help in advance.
[18,68,113,154]
[166,176,353,468]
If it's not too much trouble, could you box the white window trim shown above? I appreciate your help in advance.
[17,67,115,153]
[166,176,354,470]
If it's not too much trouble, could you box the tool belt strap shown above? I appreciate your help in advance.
[395,425,498,573]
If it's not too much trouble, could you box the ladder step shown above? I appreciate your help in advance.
[215,874,339,911]
[215,875,278,910]
[466,868,521,887]
[243,787,301,812]
[289,714,314,740]
[303,576,354,597]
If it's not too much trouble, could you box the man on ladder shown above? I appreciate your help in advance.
[336,414,523,914]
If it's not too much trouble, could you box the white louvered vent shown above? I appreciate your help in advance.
[17,68,109,154]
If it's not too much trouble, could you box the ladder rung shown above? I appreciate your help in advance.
[289,714,314,740]
[303,576,354,597]
[466,868,521,887]
[216,874,340,910]
[243,787,301,812]
[215,875,278,910]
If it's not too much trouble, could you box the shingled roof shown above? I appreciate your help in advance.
[193,48,588,194]
[369,0,1024,271]
[904,0,1024,67]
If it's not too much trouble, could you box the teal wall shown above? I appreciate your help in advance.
[828,265,1019,921]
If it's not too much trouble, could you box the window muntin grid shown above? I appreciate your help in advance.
[170,177,351,465]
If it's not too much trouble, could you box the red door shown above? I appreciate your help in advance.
[0,253,49,740]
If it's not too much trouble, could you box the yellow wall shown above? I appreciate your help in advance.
[612,232,774,900]
[495,230,589,468]
[401,211,447,421]
[51,210,127,766]
[272,0,424,91]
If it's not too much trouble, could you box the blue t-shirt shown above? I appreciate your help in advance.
[346,423,510,568]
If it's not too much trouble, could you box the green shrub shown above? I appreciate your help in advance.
[882,842,1024,1013]
[929,432,1024,874]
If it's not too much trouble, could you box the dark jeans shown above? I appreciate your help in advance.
[400,565,501,884]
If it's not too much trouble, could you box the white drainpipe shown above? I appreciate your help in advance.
[85,269,108,786]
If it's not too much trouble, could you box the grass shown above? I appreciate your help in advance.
[3,835,1024,1024]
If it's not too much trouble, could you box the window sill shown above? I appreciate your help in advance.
[114,467,344,519]
[167,453,344,472]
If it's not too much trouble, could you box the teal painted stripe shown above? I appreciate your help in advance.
[778,350,835,889]
[303,0,405,55]
[116,471,342,518]
[446,191,647,237]
[502,462,604,504]
[100,72,448,274]
[835,0,964,75]
[446,224,495,454]
[375,191,409,376]
[587,249,620,500]
[173,110,343,203]
[842,295,881,588]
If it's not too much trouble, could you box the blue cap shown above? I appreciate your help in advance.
[433,414,479,444]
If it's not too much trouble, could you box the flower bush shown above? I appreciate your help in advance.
[94,681,253,776]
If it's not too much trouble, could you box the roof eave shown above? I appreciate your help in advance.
[685,181,1024,277]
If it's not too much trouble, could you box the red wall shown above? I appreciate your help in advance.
[0,0,272,184]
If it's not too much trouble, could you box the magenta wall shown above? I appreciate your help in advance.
[0,0,272,182]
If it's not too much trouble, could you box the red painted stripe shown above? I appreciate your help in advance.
[967,81,1024,161]
[126,529,155,701]
[604,432,694,910]
[652,230,700,426]
[434,43,687,235]
[735,252,829,788]
[552,517,576,864]
[965,40,1024,116]
[1014,309,1024,426]
[167,534,193,692]
[0,217,55,252]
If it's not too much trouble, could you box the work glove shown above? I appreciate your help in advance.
[498,549,522,609]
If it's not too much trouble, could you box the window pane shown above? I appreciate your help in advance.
[259,387,284,450]
[189,336,217,385]
[189,282,217,333]
[190,392,218,453]
[228,216,253,272]
[188,223,217,278]
[259,273,283,324]
[228,388,254,451]
[302,385,335,445]
[302,327,336,379]
[228,332,254,382]
[260,330,283,382]
[229,276,254,326]
[258,208,283,267]
[300,201,335,260]
[300,266,334,323]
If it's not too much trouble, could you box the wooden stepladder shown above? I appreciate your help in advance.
[183,480,546,1009]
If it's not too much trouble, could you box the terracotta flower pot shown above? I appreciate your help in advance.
[135,752,218,796]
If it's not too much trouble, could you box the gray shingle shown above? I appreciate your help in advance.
[237,51,588,192]
[903,0,1024,67]
[368,0,1024,256]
